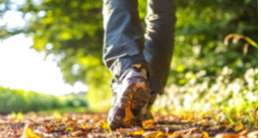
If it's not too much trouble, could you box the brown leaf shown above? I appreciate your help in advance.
[173,127,200,136]
[116,128,133,133]
[224,34,234,46]
[65,120,75,127]
[71,131,87,137]
[239,130,248,137]
[243,43,249,55]
[143,130,168,138]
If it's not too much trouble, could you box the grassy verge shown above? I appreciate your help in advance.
[154,67,258,129]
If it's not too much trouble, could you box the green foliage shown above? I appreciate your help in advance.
[154,67,258,127]
[59,93,88,107]
[0,87,88,113]
[171,0,257,77]
[0,0,257,83]
[0,0,257,113]
[0,86,60,113]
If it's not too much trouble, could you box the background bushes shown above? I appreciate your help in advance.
[0,87,87,113]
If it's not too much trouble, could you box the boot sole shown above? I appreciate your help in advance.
[109,76,150,129]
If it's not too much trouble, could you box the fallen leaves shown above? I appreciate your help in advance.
[172,127,200,136]
[117,127,169,137]
[117,127,144,136]
[0,113,258,138]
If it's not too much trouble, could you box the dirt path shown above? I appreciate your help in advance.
[0,113,257,138]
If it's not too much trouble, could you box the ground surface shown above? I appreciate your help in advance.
[0,113,257,138]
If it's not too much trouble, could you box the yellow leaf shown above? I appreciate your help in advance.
[224,34,258,48]
[96,120,110,130]
[172,131,183,137]
[143,119,155,128]
[62,117,68,121]
[65,127,74,131]
[117,127,145,136]
[187,117,194,123]
[202,131,209,138]
[127,128,145,136]
[156,130,168,137]
[21,124,41,138]
[81,123,89,130]
[234,124,244,131]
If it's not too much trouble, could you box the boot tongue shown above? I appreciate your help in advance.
[131,64,149,79]
[131,64,142,71]
[119,64,148,81]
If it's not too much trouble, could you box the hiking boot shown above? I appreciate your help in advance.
[142,91,157,121]
[107,64,150,129]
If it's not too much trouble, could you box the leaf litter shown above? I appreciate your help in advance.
[0,113,257,138]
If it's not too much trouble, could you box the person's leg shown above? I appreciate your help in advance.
[103,0,151,129]
[143,0,176,115]
[103,0,151,79]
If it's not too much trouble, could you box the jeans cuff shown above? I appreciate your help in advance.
[109,54,152,80]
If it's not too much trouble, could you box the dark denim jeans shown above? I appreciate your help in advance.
[103,0,176,95]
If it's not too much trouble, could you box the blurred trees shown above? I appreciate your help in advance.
[0,86,87,113]
[168,0,258,86]
[0,0,258,107]
[0,86,60,113]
